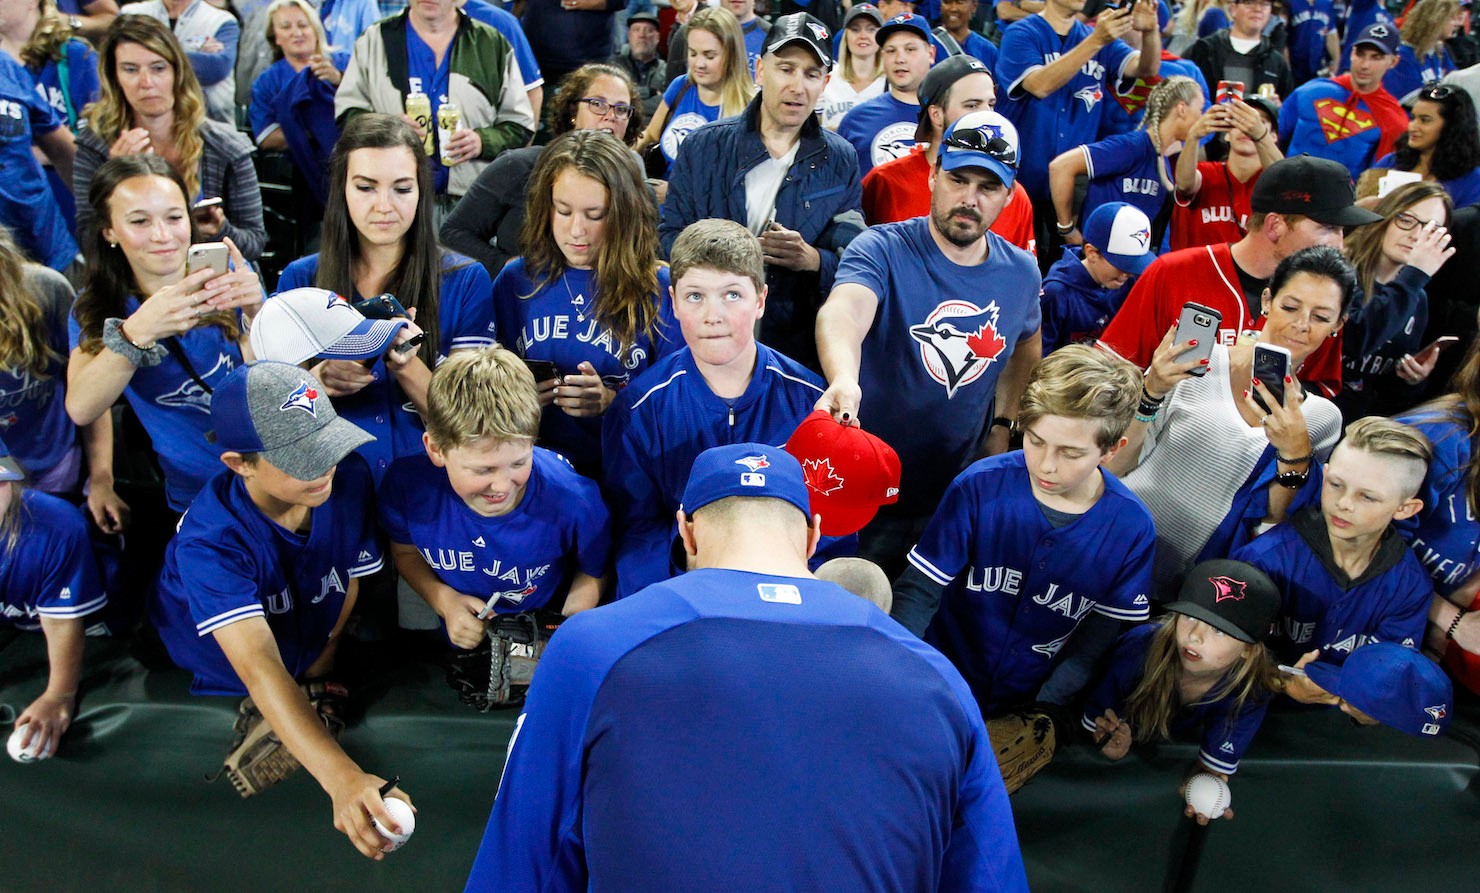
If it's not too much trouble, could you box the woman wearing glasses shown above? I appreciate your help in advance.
[1372,82,1480,207]
[440,63,644,279]
[1333,181,1454,422]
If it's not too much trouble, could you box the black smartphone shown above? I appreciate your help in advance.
[1174,302,1222,376]
[524,358,560,382]
[353,293,409,320]
[1252,343,1290,412]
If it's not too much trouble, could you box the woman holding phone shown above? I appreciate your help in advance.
[275,113,494,482]
[1105,246,1351,595]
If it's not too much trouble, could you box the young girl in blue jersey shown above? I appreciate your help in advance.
[1086,558,1281,820]
[66,154,265,515]
[492,130,678,477]
[276,114,496,482]
[1,436,108,762]
[1049,76,1205,249]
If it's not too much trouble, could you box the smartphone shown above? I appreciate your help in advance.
[1174,302,1222,375]
[192,196,223,211]
[524,358,560,382]
[186,241,229,277]
[1417,335,1461,357]
[1277,664,1308,678]
[1215,80,1245,104]
[1252,343,1291,412]
[352,293,409,320]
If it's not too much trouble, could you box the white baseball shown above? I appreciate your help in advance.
[1184,773,1231,819]
[7,723,46,764]
[372,797,416,851]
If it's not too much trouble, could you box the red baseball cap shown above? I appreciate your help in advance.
[784,411,901,536]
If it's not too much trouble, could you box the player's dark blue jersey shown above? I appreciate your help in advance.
[0,490,106,630]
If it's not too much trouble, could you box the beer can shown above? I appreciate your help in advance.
[438,101,462,166]
[1256,83,1278,101]
[404,79,434,156]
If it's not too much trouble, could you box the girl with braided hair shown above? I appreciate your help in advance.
[1047,75,1206,251]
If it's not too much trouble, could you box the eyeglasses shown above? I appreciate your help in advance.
[942,129,1017,166]
[578,97,636,120]
[1232,0,1273,6]
[1393,211,1442,231]
[1419,82,1458,102]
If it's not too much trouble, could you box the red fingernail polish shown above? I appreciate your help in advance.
[1284,375,1292,383]
[1242,390,1249,398]
[1189,339,1198,346]
[1200,359,1209,365]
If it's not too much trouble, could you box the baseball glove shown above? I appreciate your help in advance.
[214,681,349,798]
[986,709,1058,795]
[445,610,563,711]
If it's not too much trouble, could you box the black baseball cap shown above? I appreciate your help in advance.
[763,12,834,70]
[1165,559,1280,644]
[919,54,992,109]
[1250,155,1383,227]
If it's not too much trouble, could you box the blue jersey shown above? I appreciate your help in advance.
[406,23,455,194]
[1232,507,1430,666]
[0,267,73,483]
[465,568,1028,893]
[1288,0,1337,83]
[1386,44,1454,105]
[25,37,98,230]
[0,490,106,631]
[68,303,241,511]
[660,75,721,175]
[837,218,1042,512]
[912,452,1154,713]
[492,261,680,475]
[1082,129,1171,228]
[0,52,76,272]
[601,344,825,599]
[1373,152,1480,208]
[960,30,1000,70]
[1039,245,1133,354]
[836,91,920,178]
[741,17,767,75]
[1394,408,1479,594]
[379,449,610,615]
[318,0,381,54]
[249,54,350,143]
[275,252,496,482]
[996,15,1137,200]
[1081,622,1270,775]
[460,0,545,90]
[150,457,383,696]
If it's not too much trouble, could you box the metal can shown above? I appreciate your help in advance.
[404,79,433,156]
[1256,83,1278,101]
[438,101,462,166]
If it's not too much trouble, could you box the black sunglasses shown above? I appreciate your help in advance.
[1419,82,1458,102]
[942,129,1017,166]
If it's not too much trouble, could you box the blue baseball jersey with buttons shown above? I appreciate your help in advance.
[1395,408,1479,595]
[379,449,610,615]
[275,252,496,483]
[912,452,1155,714]
[836,91,921,178]
[465,568,1029,893]
[1288,0,1337,82]
[1232,508,1430,666]
[1082,130,1170,229]
[0,490,107,631]
[601,344,825,599]
[996,15,1137,201]
[492,261,680,475]
[1081,622,1270,774]
[150,456,384,696]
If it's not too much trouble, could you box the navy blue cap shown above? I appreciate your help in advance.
[1305,644,1454,738]
[681,443,812,521]
[1353,21,1400,57]
[876,12,931,47]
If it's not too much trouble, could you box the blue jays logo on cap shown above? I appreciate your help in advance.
[281,381,319,417]
[1129,226,1150,249]
[325,291,347,309]
[807,21,828,40]
[1425,704,1448,721]
[1209,575,1246,603]
[735,455,770,472]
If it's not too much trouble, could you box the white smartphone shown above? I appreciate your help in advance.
[1277,664,1308,678]
[186,242,229,277]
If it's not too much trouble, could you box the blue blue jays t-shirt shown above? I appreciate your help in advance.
[1082,622,1270,774]
[660,75,720,175]
[492,261,680,474]
[465,568,1029,893]
[379,448,610,615]
[0,269,72,481]
[836,91,919,178]
[406,25,453,194]
[837,218,1042,512]
[0,53,76,271]
[1288,0,1337,83]
[911,452,1154,713]
[0,490,106,631]
[996,15,1137,201]
[1395,409,1480,595]
[960,31,999,70]
[1082,130,1172,230]
[150,456,384,696]
[274,252,497,482]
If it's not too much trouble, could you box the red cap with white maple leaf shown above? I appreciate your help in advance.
[784,410,901,536]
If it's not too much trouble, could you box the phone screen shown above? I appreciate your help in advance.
[1253,345,1289,411]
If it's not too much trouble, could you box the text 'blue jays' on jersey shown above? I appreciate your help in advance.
[1082,622,1270,774]
[150,456,383,696]
[465,568,1029,893]
[1082,130,1171,228]
[379,448,610,614]
[913,452,1154,713]
[0,489,106,631]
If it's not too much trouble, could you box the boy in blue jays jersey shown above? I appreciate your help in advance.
[1040,202,1155,353]
[892,346,1155,715]
[603,220,826,600]
[381,346,609,654]
[1233,419,1433,696]
[150,363,411,860]
[466,443,1029,893]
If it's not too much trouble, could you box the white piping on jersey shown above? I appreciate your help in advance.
[907,547,955,586]
[349,555,386,578]
[1203,244,1248,335]
[765,365,825,394]
[628,369,687,410]
[196,604,265,637]
[1091,601,1152,621]
[36,594,108,619]
[1200,747,1239,775]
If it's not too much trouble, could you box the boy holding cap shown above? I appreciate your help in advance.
[1040,202,1155,354]
[149,362,410,859]
[1299,641,1454,737]
[1279,22,1406,178]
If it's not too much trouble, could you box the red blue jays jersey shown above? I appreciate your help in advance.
[379,449,611,615]
[465,569,1028,893]
[150,456,383,695]
[1232,507,1430,666]
[0,490,107,631]
[912,452,1154,713]
[1082,622,1270,774]
[996,15,1138,201]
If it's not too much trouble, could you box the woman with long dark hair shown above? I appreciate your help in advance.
[1373,81,1480,207]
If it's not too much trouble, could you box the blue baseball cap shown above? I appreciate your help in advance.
[938,110,1019,188]
[1305,644,1454,738]
[876,12,931,47]
[681,443,812,521]
[211,361,373,481]
[0,434,25,482]
[1082,202,1156,276]
[1353,21,1400,57]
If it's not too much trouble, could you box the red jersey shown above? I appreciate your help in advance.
[861,146,1037,256]
[1169,162,1261,252]
[1097,242,1344,396]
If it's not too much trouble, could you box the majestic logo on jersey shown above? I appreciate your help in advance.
[1425,704,1447,721]
[802,458,844,495]
[1219,741,1235,753]
[281,381,319,417]
[1312,98,1376,143]
[870,121,918,167]
[1073,84,1103,112]
[735,455,770,473]
[910,299,1008,398]
[1208,575,1247,603]
[156,353,234,413]
[357,550,373,563]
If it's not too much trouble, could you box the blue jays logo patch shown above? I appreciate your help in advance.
[909,300,1008,398]
[326,291,348,309]
[1425,704,1447,721]
[1073,84,1103,112]
[735,455,770,472]
[281,381,319,416]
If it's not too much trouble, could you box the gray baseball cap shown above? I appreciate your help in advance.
[210,362,372,481]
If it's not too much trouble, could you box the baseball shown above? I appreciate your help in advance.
[372,797,416,851]
[7,723,45,764]
[1184,773,1231,820]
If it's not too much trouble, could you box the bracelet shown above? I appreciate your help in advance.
[991,415,1013,431]
[1447,607,1468,641]
[1273,468,1309,489]
[1137,386,1165,418]
[102,317,166,367]
[1275,450,1314,465]
[1134,411,1158,424]
[1055,221,1076,234]
[1254,128,1270,141]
